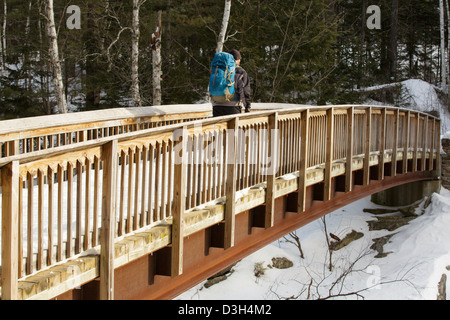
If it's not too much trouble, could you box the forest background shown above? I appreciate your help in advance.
[0,0,447,119]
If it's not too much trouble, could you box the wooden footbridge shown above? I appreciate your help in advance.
[0,104,441,300]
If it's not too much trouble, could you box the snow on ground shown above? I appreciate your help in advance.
[176,187,450,300]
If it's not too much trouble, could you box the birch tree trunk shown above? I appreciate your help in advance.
[151,10,162,106]
[216,0,231,53]
[46,0,68,114]
[205,0,232,102]
[131,0,144,107]
[0,0,7,76]
[440,0,447,93]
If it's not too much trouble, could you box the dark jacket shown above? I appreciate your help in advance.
[212,66,252,113]
[235,66,252,112]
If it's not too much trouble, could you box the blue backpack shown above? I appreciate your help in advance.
[209,52,237,103]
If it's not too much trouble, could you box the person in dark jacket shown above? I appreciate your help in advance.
[212,49,252,117]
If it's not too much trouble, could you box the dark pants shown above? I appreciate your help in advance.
[212,105,242,118]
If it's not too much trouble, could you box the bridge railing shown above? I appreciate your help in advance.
[0,104,441,299]
[0,105,211,158]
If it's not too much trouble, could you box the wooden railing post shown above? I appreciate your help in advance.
[378,108,386,180]
[436,120,442,175]
[363,107,372,186]
[265,112,278,228]
[172,126,188,277]
[413,113,420,172]
[345,107,354,193]
[298,109,310,213]
[100,139,118,300]
[1,161,19,300]
[402,111,410,174]
[225,118,239,249]
[430,118,435,171]
[422,116,428,171]
[324,107,334,201]
[391,109,399,177]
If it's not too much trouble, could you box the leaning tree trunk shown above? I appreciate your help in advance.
[216,0,231,53]
[151,10,162,106]
[46,0,68,114]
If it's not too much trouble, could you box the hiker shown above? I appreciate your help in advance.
[210,49,252,117]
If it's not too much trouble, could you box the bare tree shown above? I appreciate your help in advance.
[151,10,162,106]
[131,0,147,107]
[45,0,68,114]
[216,0,231,53]
[283,232,305,259]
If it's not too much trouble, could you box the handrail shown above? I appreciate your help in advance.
[0,104,441,300]
[0,104,212,158]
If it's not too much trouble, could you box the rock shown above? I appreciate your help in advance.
[204,275,228,289]
[329,230,364,251]
[368,215,416,231]
[363,208,398,215]
[271,257,293,269]
[254,262,267,277]
[437,274,447,300]
[204,263,236,288]
[370,234,394,258]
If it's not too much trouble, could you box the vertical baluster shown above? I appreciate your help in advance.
[27,172,34,274]
[57,165,64,262]
[147,144,155,225]
[93,156,100,247]
[154,142,161,222]
[167,139,174,217]
[134,147,142,229]
[197,135,203,206]
[67,162,74,259]
[191,135,199,208]
[75,160,83,255]
[141,145,148,228]
[161,141,168,220]
[186,136,193,210]
[346,107,354,192]
[127,147,135,233]
[37,169,44,270]
[84,158,91,251]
